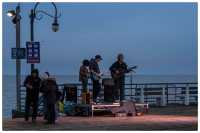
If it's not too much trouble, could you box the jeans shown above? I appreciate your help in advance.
[46,103,56,123]
[81,79,88,93]
[41,95,47,120]
[114,78,125,101]
[92,79,101,102]
[25,91,39,121]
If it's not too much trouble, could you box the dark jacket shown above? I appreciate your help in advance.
[24,75,41,100]
[79,65,90,82]
[40,78,58,104]
[89,58,100,74]
[109,61,128,79]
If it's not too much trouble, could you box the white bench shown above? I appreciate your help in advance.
[91,103,120,117]
[91,103,149,117]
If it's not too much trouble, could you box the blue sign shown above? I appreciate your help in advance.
[26,42,40,63]
[11,48,26,59]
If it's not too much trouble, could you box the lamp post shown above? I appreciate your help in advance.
[7,3,21,111]
[29,2,60,71]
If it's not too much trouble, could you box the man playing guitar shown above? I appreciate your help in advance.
[89,55,103,103]
[109,53,137,102]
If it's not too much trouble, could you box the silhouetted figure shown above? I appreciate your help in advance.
[40,72,50,120]
[89,55,102,102]
[109,54,128,102]
[40,76,59,124]
[79,59,90,93]
[24,69,41,122]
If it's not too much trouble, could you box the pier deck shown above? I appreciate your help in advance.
[3,105,197,130]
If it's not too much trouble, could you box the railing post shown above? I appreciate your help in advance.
[161,87,166,106]
[185,84,190,106]
[140,86,144,103]
[166,84,168,105]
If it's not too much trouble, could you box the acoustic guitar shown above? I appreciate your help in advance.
[111,66,137,79]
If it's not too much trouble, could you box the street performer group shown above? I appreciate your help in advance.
[79,53,137,103]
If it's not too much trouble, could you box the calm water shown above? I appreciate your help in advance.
[2,75,197,118]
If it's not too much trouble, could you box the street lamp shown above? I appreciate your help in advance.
[30,2,60,71]
[7,9,21,24]
[7,3,21,112]
[7,10,16,17]
[52,19,59,32]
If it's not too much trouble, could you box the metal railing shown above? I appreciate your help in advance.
[18,82,198,114]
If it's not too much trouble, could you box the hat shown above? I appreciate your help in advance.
[95,55,102,60]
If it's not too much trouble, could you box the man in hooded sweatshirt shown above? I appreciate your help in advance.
[40,75,58,124]
[24,69,41,122]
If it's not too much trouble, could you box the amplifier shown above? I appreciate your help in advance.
[63,84,77,103]
[103,78,115,103]
[74,104,91,116]
[102,78,115,86]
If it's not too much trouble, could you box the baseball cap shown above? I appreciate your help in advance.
[95,55,103,60]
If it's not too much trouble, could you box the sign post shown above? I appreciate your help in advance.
[15,4,21,112]
[11,48,26,59]
[26,41,40,64]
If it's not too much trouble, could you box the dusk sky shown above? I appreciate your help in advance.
[3,2,197,75]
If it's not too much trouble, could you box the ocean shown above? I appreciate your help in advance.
[2,74,197,118]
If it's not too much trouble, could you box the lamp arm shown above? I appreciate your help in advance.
[33,2,61,20]
[35,10,61,20]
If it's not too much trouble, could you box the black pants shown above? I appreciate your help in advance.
[42,96,48,120]
[92,80,101,102]
[81,79,88,93]
[114,78,125,101]
[25,91,39,121]
[46,103,55,124]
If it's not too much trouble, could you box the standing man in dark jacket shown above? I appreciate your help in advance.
[24,69,41,122]
[40,77,58,124]
[89,55,102,103]
[109,54,128,102]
